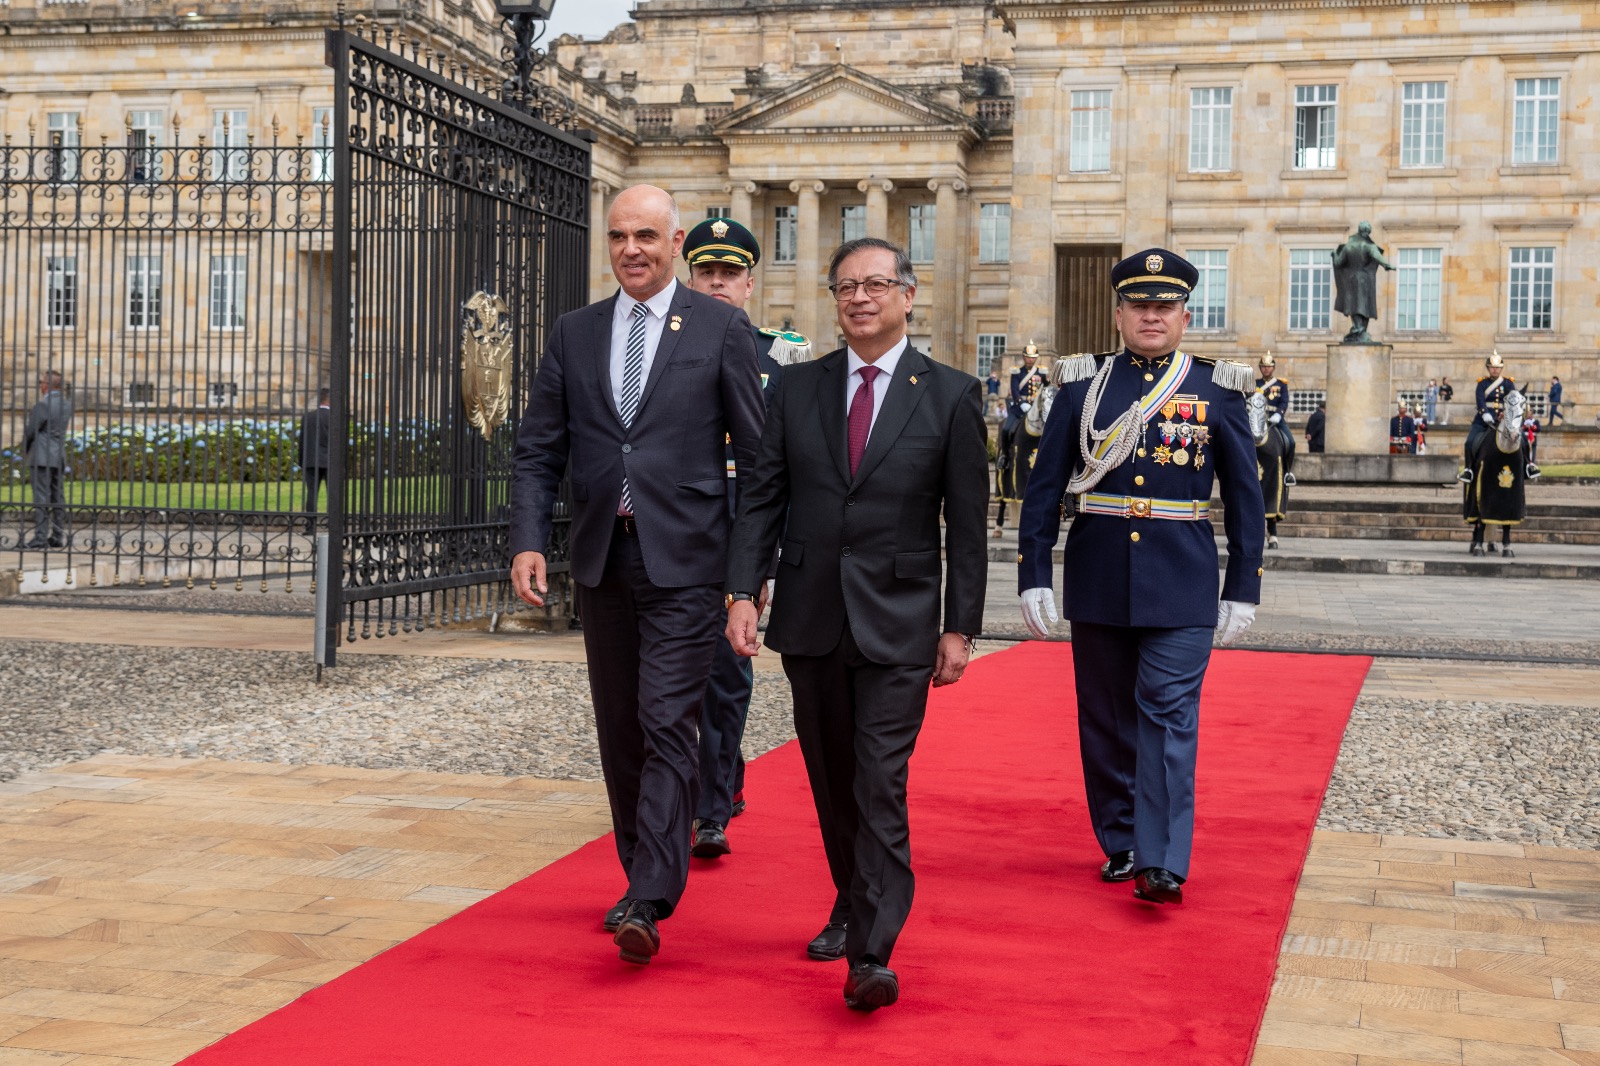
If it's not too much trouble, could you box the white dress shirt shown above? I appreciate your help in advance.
[845,336,908,436]
[610,279,678,415]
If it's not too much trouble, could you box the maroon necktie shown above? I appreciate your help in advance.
[847,365,881,478]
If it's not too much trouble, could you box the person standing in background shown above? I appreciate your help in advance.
[24,370,73,550]
[1548,376,1564,427]
[1437,377,1454,424]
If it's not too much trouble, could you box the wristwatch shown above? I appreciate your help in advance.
[725,592,754,608]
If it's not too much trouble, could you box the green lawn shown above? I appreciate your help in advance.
[1540,463,1600,478]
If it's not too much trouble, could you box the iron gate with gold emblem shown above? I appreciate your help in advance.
[319,25,590,666]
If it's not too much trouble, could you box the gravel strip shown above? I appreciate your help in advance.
[0,641,793,784]
[1319,696,1600,847]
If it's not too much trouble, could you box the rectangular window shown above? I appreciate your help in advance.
[978,203,1010,263]
[841,204,865,243]
[1188,87,1233,171]
[1288,389,1326,415]
[310,107,334,182]
[907,204,936,263]
[705,205,729,220]
[1288,248,1333,331]
[211,109,250,182]
[771,205,797,264]
[128,109,163,182]
[47,112,81,182]
[1188,249,1228,331]
[1069,89,1112,172]
[210,254,247,330]
[1507,246,1554,331]
[1512,77,1560,164]
[976,334,1006,379]
[1395,247,1442,331]
[46,256,77,329]
[1293,84,1338,169]
[126,254,163,330]
[1400,82,1447,168]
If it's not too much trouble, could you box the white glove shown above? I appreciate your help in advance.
[1268,412,1282,424]
[1215,600,1256,646]
[1483,412,1496,424]
[1020,587,1059,640]
[1020,402,1032,413]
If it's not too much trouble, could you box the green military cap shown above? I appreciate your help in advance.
[685,217,760,269]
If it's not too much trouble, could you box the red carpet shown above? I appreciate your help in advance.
[182,644,1367,1066]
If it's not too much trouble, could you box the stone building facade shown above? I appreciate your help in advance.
[564,0,1600,424]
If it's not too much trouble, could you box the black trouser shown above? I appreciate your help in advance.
[573,521,722,917]
[1464,420,1489,469]
[29,465,65,544]
[782,622,932,967]
[696,635,752,825]
[302,467,327,532]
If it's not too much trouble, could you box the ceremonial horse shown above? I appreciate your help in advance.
[1248,391,1293,548]
[1463,388,1534,556]
[995,387,1051,525]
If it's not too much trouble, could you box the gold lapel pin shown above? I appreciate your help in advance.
[669,315,682,332]
[909,375,918,385]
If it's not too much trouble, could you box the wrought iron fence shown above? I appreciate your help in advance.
[1,127,335,594]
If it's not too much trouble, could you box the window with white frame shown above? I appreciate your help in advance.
[46,256,77,329]
[705,205,728,220]
[126,254,162,330]
[1400,82,1446,168]
[771,205,797,264]
[978,203,1010,263]
[46,112,81,182]
[1188,87,1233,172]
[1288,248,1333,331]
[1288,389,1326,415]
[1293,85,1338,169]
[1506,246,1554,331]
[211,109,250,182]
[1187,249,1228,330]
[310,107,334,182]
[210,254,247,330]
[1069,90,1112,173]
[841,204,865,243]
[976,333,1006,379]
[1395,248,1442,332]
[128,110,164,182]
[907,204,936,263]
[1512,78,1560,165]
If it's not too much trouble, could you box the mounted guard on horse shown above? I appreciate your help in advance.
[995,340,1051,532]
[1458,352,1540,556]
[1249,352,1296,549]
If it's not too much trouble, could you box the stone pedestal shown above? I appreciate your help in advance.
[1325,343,1392,454]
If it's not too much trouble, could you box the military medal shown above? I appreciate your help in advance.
[1153,444,1173,465]
[1195,449,1206,470]
[1172,446,1189,466]
[669,315,683,332]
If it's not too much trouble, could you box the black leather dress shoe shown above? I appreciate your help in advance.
[614,900,661,965]
[843,961,899,1011]
[806,921,848,961]
[691,820,730,859]
[1133,867,1185,905]
[602,896,628,933]
[1100,850,1135,882]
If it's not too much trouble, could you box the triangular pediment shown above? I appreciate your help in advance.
[718,66,973,134]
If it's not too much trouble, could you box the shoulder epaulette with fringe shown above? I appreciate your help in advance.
[1209,358,1255,394]
[1050,351,1109,386]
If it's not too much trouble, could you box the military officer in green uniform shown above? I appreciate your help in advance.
[677,216,810,865]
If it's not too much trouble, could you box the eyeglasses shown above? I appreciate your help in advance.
[828,277,905,301]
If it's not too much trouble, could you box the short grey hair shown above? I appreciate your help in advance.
[827,237,917,289]
[40,370,63,390]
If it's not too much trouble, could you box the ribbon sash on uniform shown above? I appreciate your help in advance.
[1090,350,1193,461]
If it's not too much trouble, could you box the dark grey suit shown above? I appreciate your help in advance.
[24,388,73,546]
[727,345,988,965]
[298,405,332,521]
[511,281,764,915]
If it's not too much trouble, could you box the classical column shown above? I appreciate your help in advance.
[1006,69,1054,349]
[725,179,757,226]
[589,180,612,301]
[1122,65,1176,251]
[927,178,968,369]
[858,177,894,238]
[790,179,826,344]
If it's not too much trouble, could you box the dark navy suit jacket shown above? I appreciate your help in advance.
[1018,349,1265,629]
[509,283,765,589]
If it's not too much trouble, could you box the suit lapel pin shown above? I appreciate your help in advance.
[669,315,682,332]
[909,375,918,385]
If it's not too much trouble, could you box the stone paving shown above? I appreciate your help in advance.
[0,554,1595,1063]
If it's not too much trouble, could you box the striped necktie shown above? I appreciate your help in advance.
[618,302,648,515]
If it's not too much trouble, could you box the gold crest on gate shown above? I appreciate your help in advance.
[461,291,514,441]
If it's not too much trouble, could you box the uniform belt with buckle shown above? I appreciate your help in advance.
[1076,493,1211,521]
